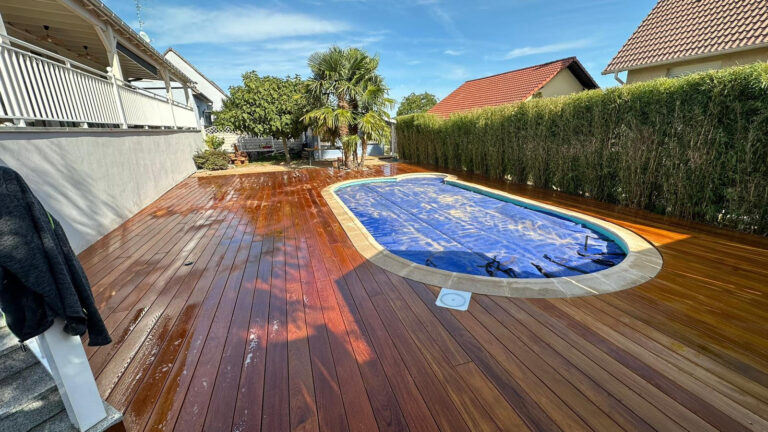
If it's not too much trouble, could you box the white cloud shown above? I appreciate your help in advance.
[263,35,383,56]
[421,3,463,40]
[143,5,350,46]
[445,65,469,80]
[504,39,591,59]
[444,49,463,56]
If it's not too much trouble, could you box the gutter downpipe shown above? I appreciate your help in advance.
[613,72,626,85]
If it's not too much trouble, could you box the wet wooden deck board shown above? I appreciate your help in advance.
[79,163,768,432]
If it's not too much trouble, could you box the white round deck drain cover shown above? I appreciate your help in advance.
[436,288,471,311]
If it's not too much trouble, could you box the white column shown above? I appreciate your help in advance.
[0,9,9,44]
[0,12,22,125]
[160,68,178,129]
[108,67,128,128]
[161,68,174,101]
[94,25,123,80]
[36,319,107,431]
[183,83,192,106]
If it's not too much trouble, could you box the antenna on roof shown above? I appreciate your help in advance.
[135,0,151,43]
[135,0,145,32]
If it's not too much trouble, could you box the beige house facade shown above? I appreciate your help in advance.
[604,0,768,83]
[625,45,768,84]
[533,67,590,97]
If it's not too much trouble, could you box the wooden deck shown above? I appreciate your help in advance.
[79,163,768,432]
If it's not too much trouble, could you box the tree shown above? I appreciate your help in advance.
[304,46,392,169]
[356,81,392,168]
[396,92,438,116]
[215,72,307,163]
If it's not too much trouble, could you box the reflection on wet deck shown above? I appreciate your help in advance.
[80,163,768,432]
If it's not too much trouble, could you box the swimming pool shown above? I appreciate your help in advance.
[324,173,662,297]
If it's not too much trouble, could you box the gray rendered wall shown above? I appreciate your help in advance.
[0,128,204,253]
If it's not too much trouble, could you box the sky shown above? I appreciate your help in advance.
[104,0,656,110]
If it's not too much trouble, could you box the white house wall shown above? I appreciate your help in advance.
[164,51,228,111]
[0,129,204,253]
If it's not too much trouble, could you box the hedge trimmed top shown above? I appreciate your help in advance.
[397,63,768,235]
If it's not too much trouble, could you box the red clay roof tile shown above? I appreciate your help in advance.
[427,57,592,118]
[604,0,768,74]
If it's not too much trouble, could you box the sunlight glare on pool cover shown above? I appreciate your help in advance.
[336,177,626,278]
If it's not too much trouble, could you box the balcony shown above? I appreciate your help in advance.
[0,36,197,129]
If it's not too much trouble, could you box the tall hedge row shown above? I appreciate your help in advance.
[397,64,768,235]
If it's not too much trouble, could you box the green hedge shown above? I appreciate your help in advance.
[397,64,768,235]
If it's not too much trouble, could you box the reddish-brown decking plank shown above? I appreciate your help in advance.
[87,208,222,364]
[116,202,243,430]
[261,200,291,432]
[298,184,423,432]
[467,295,641,431]
[79,164,768,432]
[491,296,687,431]
[142,205,250,431]
[341,246,499,432]
[454,362,530,431]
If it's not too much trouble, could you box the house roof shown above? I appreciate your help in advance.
[428,57,598,118]
[0,0,193,83]
[77,0,194,84]
[603,0,768,74]
[163,48,229,98]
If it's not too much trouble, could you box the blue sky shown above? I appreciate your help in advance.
[104,0,655,109]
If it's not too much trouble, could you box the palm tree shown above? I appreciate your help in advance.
[304,46,391,169]
[304,106,342,146]
[356,81,394,167]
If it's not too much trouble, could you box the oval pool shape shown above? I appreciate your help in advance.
[323,173,662,298]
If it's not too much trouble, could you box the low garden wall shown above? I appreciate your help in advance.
[0,128,204,252]
[397,64,768,235]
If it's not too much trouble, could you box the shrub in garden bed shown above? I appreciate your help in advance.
[397,63,768,235]
[204,135,225,150]
[193,149,230,171]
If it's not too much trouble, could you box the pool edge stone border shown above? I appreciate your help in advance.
[322,172,663,298]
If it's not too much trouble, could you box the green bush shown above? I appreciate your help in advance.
[397,64,768,235]
[193,149,230,171]
[204,135,225,150]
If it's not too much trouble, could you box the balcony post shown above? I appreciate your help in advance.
[1,19,23,125]
[183,83,192,107]
[36,319,107,431]
[160,68,178,129]
[93,24,123,81]
[0,9,9,44]
[108,68,128,129]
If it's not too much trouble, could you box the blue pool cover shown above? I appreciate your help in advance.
[336,176,626,279]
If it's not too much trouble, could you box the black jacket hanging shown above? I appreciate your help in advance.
[0,166,111,346]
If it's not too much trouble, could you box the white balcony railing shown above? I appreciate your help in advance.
[0,36,198,129]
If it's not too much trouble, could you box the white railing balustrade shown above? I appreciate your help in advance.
[172,101,198,128]
[116,79,177,127]
[0,36,198,129]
